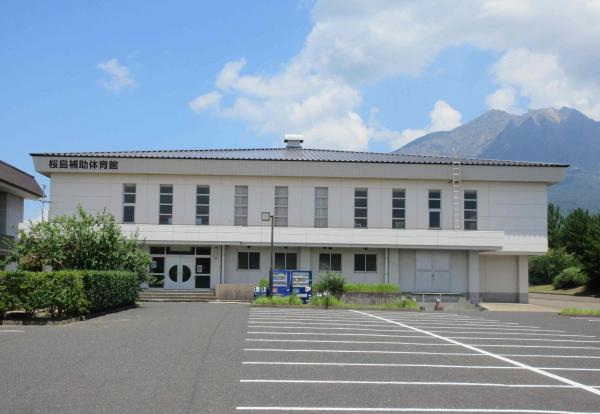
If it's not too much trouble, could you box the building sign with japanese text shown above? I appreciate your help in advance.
[48,159,119,170]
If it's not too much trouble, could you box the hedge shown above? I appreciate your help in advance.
[83,270,139,313]
[0,270,138,318]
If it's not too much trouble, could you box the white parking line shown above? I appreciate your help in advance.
[243,361,521,369]
[249,317,529,328]
[246,338,457,346]
[237,407,600,413]
[0,329,24,333]
[499,354,600,359]
[244,348,483,356]
[248,321,555,332]
[352,310,600,397]
[240,379,574,388]
[247,325,585,336]
[248,321,396,327]
[248,331,429,339]
[247,331,599,343]
[243,361,600,372]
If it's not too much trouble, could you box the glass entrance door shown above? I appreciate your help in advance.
[164,255,196,289]
[195,257,211,288]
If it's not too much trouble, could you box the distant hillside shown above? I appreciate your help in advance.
[395,107,600,212]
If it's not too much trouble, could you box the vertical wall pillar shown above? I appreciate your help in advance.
[385,248,389,284]
[518,255,529,303]
[220,245,226,285]
[300,247,311,270]
[468,251,480,304]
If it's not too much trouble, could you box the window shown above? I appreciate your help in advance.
[159,185,173,225]
[464,190,477,230]
[274,186,288,227]
[428,190,441,229]
[314,187,328,228]
[319,253,341,271]
[196,186,210,225]
[238,252,260,270]
[392,189,405,229]
[122,184,136,223]
[354,188,368,228]
[274,252,297,270]
[354,253,377,272]
[234,186,248,226]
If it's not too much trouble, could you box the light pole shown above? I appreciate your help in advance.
[261,211,274,296]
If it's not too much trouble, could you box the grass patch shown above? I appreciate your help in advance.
[559,307,600,316]
[345,283,400,293]
[528,284,587,295]
[253,295,303,305]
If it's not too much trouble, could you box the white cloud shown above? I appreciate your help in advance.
[486,48,600,118]
[97,58,137,93]
[189,91,222,112]
[190,0,600,150]
[485,87,521,113]
[377,100,462,149]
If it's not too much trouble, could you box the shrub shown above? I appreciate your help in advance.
[381,297,419,309]
[0,270,87,317]
[309,294,342,307]
[3,206,151,283]
[258,278,269,289]
[252,295,303,305]
[82,270,138,312]
[529,248,579,285]
[345,283,399,292]
[552,267,589,289]
[313,272,345,297]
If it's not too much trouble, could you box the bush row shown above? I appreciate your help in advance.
[0,270,138,318]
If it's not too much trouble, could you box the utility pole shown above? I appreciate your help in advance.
[261,211,274,296]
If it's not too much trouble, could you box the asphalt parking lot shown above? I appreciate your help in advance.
[1,303,599,413]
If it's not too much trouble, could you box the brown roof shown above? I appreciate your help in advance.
[30,148,568,167]
[0,160,44,198]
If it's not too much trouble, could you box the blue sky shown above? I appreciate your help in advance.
[2,1,599,220]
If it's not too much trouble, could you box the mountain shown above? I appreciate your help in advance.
[395,107,600,212]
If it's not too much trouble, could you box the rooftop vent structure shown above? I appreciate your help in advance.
[284,134,304,149]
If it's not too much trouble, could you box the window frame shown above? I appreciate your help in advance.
[195,185,210,225]
[234,185,248,226]
[122,183,136,224]
[354,253,377,272]
[274,252,297,270]
[464,190,478,231]
[392,188,406,229]
[428,189,441,229]
[354,188,368,228]
[274,186,288,227]
[319,253,342,271]
[237,251,261,270]
[314,187,328,228]
[159,184,173,225]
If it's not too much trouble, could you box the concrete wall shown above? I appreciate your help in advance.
[0,192,24,237]
[479,255,519,302]
[48,173,548,240]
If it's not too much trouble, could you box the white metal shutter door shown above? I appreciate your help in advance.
[432,252,451,291]
[415,252,433,291]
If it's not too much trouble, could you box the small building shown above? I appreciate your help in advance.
[0,160,44,260]
[30,137,567,302]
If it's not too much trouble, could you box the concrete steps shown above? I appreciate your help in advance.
[139,289,217,302]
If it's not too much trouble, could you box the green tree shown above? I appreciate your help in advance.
[3,206,150,283]
[547,203,563,249]
[559,208,595,258]
[529,247,579,285]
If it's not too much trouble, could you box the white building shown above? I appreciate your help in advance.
[31,137,567,302]
[1,160,44,260]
